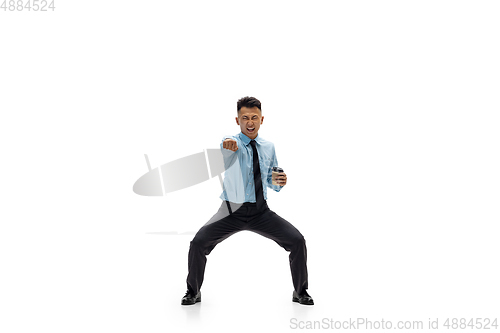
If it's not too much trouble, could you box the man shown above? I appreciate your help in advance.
[182,96,313,305]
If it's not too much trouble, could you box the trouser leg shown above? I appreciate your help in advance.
[186,201,244,295]
[247,208,309,295]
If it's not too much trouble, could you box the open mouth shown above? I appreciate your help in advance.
[247,127,255,133]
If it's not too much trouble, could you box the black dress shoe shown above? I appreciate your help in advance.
[181,289,201,305]
[292,290,314,305]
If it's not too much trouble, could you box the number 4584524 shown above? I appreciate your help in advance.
[1,0,55,11]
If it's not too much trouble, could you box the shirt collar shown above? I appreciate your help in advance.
[238,131,264,146]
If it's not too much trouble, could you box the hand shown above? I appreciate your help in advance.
[275,172,287,186]
[222,138,238,152]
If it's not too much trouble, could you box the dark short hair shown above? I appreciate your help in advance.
[237,96,261,114]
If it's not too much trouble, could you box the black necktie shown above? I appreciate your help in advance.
[249,139,265,210]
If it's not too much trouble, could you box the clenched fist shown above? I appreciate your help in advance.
[223,138,238,152]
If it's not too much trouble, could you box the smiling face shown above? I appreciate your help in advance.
[236,106,264,139]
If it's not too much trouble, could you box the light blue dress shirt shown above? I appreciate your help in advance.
[219,132,282,203]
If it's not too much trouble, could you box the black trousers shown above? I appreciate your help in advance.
[186,200,309,295]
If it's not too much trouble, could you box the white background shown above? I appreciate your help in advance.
[1,1,499,332]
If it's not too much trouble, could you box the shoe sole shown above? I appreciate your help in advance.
[292,297,314,305]
[181,296,201,305]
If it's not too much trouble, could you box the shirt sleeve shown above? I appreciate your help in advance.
[267,145,283,192]
[219,135,245,202]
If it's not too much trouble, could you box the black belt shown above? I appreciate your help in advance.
[224,200,267,214]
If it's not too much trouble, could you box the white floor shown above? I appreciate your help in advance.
[1,200,499,333]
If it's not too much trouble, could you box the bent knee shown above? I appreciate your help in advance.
[292,234,306,246]
[190,234,207,249]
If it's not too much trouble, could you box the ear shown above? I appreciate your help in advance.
[235,116,239,125]
[261,116,264,124]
